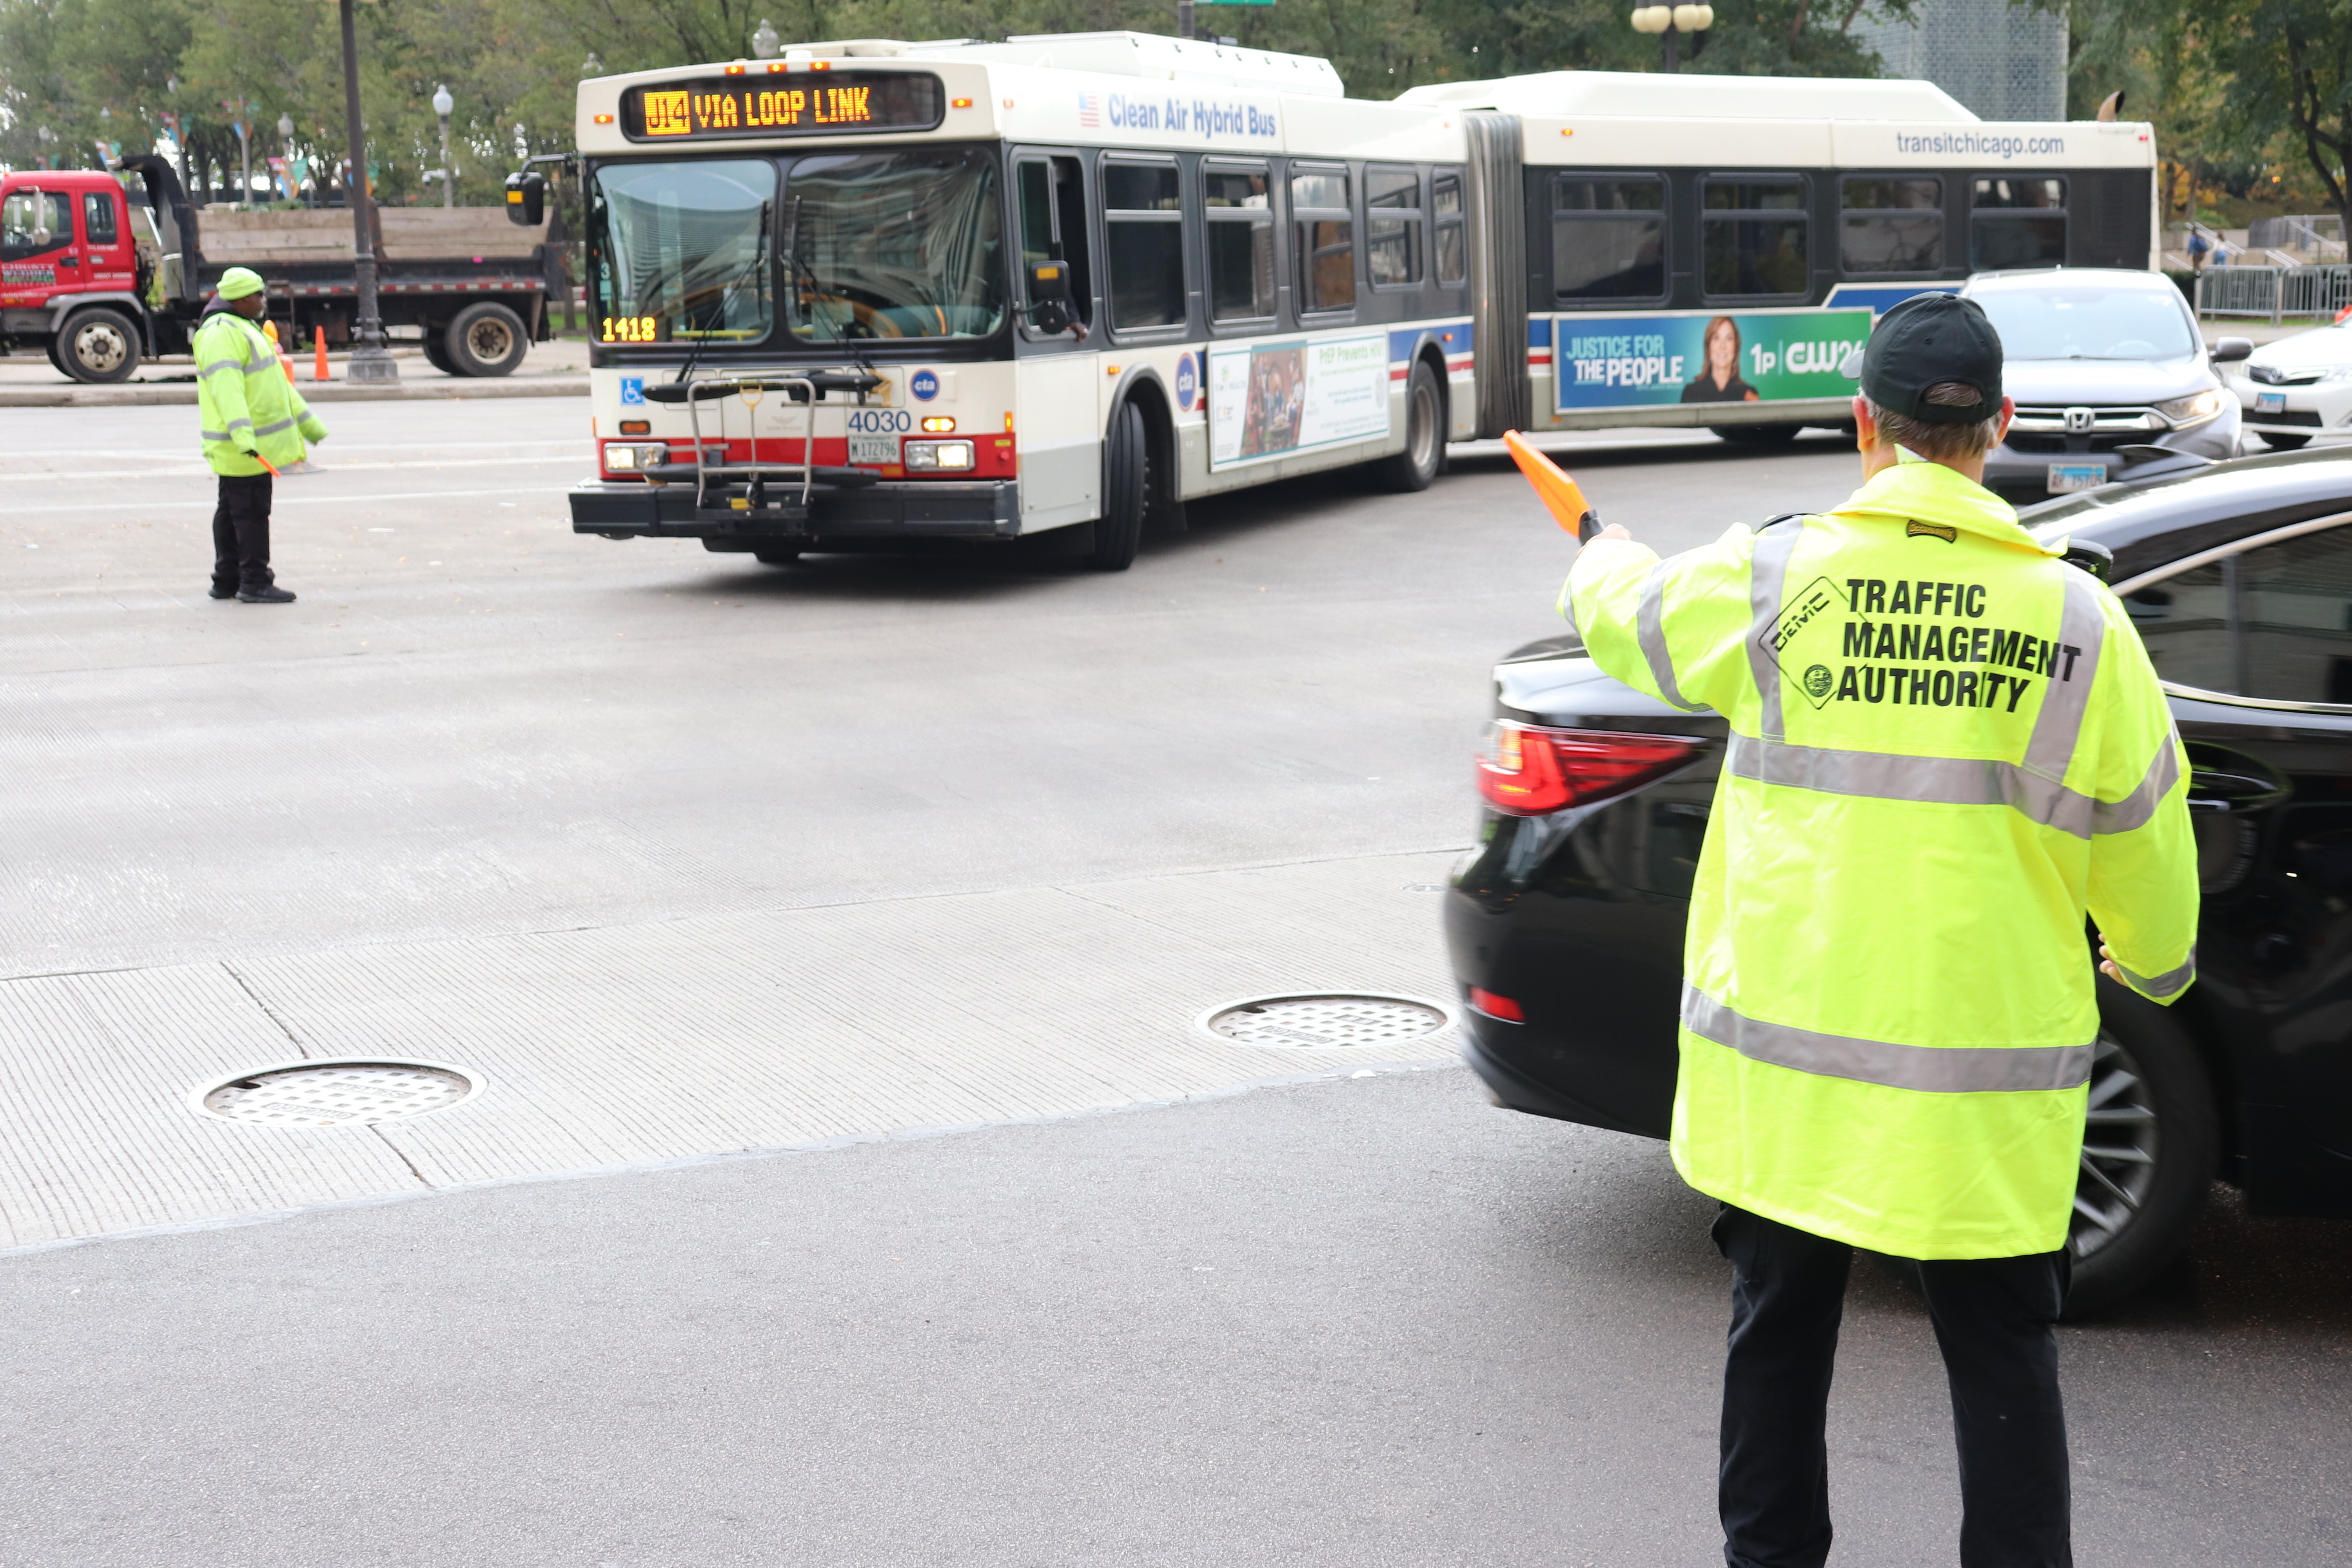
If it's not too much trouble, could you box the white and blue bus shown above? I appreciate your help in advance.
[545,33,2156,568]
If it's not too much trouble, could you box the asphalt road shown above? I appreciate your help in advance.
[5,405,2347,1563]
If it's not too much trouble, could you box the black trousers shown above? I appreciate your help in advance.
[1713,1203,2071,1568]
[211,471,274,592]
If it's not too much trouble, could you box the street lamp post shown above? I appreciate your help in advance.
[232,104,251,207]
[1630,5,1713,72]
[432,85,454,209]
[338,0,397,383]
[278,112,297,204]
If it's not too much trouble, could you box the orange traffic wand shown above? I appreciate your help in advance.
[253,453,282,477]
[1503,430,1603,541]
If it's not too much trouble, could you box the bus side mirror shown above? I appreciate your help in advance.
[505,171,545,227]
[1026,260,1075,336]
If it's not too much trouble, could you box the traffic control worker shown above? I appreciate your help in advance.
[1561,292,2197,1568]
[194,266,328,603]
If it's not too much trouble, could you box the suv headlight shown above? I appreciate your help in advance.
[2155,389,2227,427]
[903,439,975,471]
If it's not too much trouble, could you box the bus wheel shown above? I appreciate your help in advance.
[1091,401,1146,572]
[1373,359,1445,492]
[445,301,528,377]
[1712,423,1803,445]
[58,307,141,384]
[753,547,801,566]
[2262,434,2311,452]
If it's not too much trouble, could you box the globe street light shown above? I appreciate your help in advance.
[432,84,455,209]
[752,18,780,59]
[1631,4,1713,73]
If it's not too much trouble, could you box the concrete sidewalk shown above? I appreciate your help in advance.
[0,337,589,407]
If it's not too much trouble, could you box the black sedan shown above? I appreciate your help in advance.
[1446,445,2352,1314]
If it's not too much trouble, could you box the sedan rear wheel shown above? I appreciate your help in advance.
[2062,990,2218,1317]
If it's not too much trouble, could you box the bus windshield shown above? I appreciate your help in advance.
[593,159,775,344]
[785,148,1004,341]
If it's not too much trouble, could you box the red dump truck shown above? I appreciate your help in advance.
[0,154,557,383]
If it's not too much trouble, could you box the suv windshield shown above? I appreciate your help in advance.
[786,148,1004,341]
[592,159,774,344]
[1971,283,2198,361]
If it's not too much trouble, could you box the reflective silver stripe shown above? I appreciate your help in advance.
[196,357,245,380]
[2021,568,2105,784]
[2092,738,2181,835]
[252,416,297,437]
[1637,562,1703,712]
[1746,518,1804,741]
[200,429,232,442]
[1722,732,2178,842]
[224,416,253,431]
[2113,947,2195,1000]
[1683,984,2093,1093]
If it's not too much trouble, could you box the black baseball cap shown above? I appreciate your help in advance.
[1860,292,2004,423]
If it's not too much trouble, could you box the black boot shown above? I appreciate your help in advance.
[209,583,238,599]
[237,585,297,603]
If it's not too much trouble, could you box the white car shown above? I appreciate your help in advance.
[2230,314,2352,451]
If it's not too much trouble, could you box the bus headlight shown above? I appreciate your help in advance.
[904,439,975,471]
[2156,389,2227,428]
[601,441,669,473]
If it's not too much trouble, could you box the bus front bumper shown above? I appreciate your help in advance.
[570,479,1022,542]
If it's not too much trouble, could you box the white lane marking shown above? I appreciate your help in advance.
[0,454,587,483]
[0,439,581,460]
[40,485,569,512]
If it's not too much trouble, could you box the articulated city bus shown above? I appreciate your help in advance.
[548,32,2156,569]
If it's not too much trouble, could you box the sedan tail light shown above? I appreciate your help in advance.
[1475,722,1700,816]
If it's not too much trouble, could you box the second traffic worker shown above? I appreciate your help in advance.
[1561,292,2199,1568]
[195,266,328,604]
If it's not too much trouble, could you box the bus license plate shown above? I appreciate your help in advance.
[2046,463,2106,494]
[2256,392,2287,413]
[849,434,900,466]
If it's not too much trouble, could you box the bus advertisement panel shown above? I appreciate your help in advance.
[1550,308,1874,415]
[1208,333,1392,469]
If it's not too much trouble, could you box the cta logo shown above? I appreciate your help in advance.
[1174,352,1198,412]
[910,368,940,402]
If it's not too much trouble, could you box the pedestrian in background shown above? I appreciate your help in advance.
[194,267,327,603]
[1561,293,2199,1568]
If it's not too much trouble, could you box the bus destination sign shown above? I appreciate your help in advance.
[622,72,944,142]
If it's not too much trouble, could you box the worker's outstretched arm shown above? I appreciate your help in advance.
[1563,523,1763,715]
[2083,594,2200,1003]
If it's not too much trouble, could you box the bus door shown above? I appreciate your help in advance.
[1011,150,1099,531]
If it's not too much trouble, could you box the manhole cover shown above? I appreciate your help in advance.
[190,1058,481,1127]
[1198,994,1454,1049]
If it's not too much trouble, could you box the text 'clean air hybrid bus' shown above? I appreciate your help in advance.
[539,31,2155,570]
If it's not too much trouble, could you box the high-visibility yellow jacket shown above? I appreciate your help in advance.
[194,307,327,476]
[1565,459,2198,1259]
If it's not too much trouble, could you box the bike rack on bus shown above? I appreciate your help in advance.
[641,368,886,521]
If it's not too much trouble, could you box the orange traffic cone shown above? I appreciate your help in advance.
[1502,430,1602,541]
[314,325,330,382]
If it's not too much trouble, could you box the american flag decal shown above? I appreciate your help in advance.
[1076,91,1100,129]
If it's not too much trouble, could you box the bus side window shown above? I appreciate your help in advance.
[1553,174,1665,302]
[1102,158,1184,333]
[1367,166,1421,287]
[1432,169,1466,287]
[1291,165,1354,314]
[1840,175,1941,274]
[1017,155,1093,335]
[1204,162,1275,324]
[1972,176,2066,270]
[1702,176,1808,298]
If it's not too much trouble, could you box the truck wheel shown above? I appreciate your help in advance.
[58,307,141,384]
[444,301,528,377]
[1090,401,1147,572]
[422,330,456,376]
[2061,982,2219,1318]
[1371,358,1445,492]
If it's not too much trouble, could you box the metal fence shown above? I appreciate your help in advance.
[2196,265,2352,324]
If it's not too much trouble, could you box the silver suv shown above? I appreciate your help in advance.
[1961,267,2251,497]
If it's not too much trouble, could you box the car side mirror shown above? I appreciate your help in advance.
[1025,259,1078,337]
[504,171,545,227]
[2211,337,2253,363]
